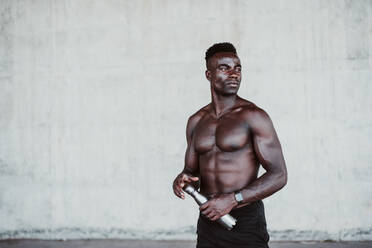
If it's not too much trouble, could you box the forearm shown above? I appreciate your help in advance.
[239,170,287,205]
[182,167,198,176]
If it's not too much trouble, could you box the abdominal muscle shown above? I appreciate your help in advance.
[198,146,259,203]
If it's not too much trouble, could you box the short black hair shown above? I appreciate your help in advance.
[205,42,237,67]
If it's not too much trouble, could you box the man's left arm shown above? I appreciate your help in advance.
[238,108,287,204]
[200,108,287,221]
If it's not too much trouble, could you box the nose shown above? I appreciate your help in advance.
[229,70,240,79]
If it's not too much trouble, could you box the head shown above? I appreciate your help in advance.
[205,42,241,96]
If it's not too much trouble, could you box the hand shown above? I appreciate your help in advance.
[200,193,238,221]
[172,173,199,199]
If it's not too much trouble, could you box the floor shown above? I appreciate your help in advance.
[0,240,371,248]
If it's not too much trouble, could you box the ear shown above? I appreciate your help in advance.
[205,70,211,81]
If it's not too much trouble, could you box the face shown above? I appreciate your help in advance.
[206,52,242,96]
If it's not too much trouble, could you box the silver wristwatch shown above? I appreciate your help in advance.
[234,191,244,204]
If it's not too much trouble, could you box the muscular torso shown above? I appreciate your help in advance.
[192,101,259,197]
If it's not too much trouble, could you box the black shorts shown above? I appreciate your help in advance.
[196,200,270,248]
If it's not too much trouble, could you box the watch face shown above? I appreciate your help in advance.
[235,192,243,203]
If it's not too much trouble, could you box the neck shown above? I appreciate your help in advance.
[211,92,238,118]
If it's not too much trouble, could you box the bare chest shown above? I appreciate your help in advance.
[193,114,250,153]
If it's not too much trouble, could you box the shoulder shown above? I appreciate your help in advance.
[186,104,210,132]
[236,98,272,127]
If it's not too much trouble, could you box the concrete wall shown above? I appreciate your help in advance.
[0,0,371,241]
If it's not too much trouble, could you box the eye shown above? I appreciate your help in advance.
[219,66,228,71]
[236,67,241,72]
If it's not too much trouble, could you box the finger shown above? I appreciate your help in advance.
[182,174,190,180]
[200,202,209,210]
[179,188,185,198]
[201,208,212,216]
[176,187,184,197]
[173,188,181,198]
[178,192,185,199]
[184,176,198,181]
[183,177,194,183]
[183,174,198,182]
[206,211,215,219]
[211,215,220,221]
[173,186,184,199]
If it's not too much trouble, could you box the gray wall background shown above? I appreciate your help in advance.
[1,0,371,241]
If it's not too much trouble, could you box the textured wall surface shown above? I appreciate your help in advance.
[0,0,371,241]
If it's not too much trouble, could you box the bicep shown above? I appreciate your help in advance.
[250,111,285,173]
[184,142,199,175]
[183,117,200,175]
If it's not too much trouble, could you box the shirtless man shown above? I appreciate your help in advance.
[172,43,287,248]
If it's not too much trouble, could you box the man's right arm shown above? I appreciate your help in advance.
[172,114,201,199]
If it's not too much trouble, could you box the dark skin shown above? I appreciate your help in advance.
[173,52,287,221]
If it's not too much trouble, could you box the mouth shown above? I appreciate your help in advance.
[226,81,239,87]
